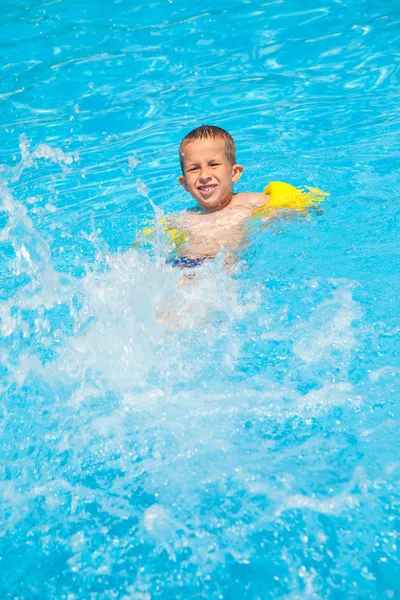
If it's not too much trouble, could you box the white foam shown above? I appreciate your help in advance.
[297,382,360,410]
[293,280,363,367]
[369,366,400,383]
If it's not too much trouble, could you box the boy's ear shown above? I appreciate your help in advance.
[231,164,244,182]
[178,175,188,191]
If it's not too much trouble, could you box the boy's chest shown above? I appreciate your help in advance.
[186,207,251,236]
[179,207,253,255]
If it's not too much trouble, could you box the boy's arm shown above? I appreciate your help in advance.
[169,212,199,238]
[243,192,281,222]
[235,191,270,209]
[252,192,270,209]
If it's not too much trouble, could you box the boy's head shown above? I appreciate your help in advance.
[178,125,243,212]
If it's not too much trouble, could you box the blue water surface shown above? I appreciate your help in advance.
[1,0,400,598]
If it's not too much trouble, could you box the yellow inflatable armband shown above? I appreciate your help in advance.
[132,216,188,250]
[160,217,188,248]
[252,181,328,218]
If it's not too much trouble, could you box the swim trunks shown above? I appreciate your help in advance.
[167,256,208,269]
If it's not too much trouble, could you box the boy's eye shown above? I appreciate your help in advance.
[210,163,221,167]
[188,166,199,172]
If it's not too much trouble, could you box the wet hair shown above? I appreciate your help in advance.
[179,125,236,173]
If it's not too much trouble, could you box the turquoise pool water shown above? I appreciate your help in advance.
[1,0,400,598]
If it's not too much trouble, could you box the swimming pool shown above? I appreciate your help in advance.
[1,0,399,597]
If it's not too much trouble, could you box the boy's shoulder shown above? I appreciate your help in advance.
[231,191,268,209]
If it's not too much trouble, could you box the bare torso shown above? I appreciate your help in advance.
[173,192,269,259]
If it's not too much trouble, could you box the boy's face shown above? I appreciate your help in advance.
[178,138,243,212]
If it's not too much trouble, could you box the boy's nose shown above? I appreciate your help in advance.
[199,172,212,182]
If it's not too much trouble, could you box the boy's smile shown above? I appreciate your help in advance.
[178,138,243,213]
[197,182,218,196]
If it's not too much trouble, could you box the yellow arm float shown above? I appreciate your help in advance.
[132,216,188,250]
[252,181,329,217]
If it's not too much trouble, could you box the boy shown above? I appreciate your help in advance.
[135,125,325,267]
[170,124,269,265]
[168,124,325,267]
